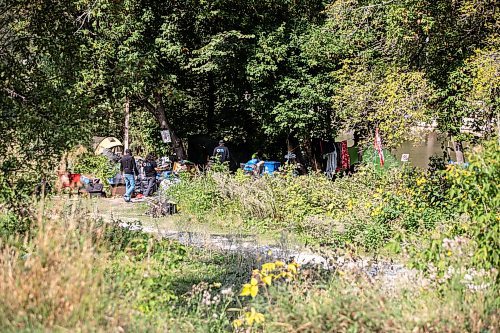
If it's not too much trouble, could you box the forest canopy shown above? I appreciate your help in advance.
[1,0,498,181]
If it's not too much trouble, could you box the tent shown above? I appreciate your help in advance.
[93,137,123,155]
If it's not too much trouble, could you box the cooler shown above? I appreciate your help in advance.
[263,161,281,175]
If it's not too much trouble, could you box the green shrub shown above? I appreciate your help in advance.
[73,153,118,186]
[166,173,222,218]
[410,140,499,277]
[447,140,499,269]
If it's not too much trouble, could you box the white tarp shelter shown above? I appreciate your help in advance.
[93,136,123,155]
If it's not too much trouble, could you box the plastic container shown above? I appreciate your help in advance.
[263,161,281,175]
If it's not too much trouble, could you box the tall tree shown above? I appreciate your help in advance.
[1,0,90,195]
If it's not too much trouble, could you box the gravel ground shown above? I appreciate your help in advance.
[118,220,421,290]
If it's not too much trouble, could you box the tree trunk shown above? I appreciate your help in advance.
[124,97,130,150]
[301,137,320,171]
[141,94,186,160]
[287,133,307,174]
[452,139,465,164]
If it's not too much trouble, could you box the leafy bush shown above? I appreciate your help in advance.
[73,153,118,186]
[447,140,499,269]
[166,165,453,252]
[411,140,499,274]
[166,173,222,218]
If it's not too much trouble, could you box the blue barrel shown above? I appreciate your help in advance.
[263,161,281,175]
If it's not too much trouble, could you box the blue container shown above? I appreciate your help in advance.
[263,161,281,175]
[108,173,124,185]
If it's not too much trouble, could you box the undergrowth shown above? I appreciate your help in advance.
[166,141,498,267]
[0,141,497,331]
[167,163,452,253]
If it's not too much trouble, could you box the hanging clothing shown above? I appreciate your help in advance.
[340,140,350,170]
[324,150,337,179]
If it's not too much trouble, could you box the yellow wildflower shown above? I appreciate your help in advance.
[275,260,285,268]
[245,307,265,326]
[262,275,273,286]
[261,262,276,273]
[416,177,427,186]
[240,277,259,298]
[233,319,243,328]
[287,262,299,275]
[280,271,294,280]
[347,199,354,211]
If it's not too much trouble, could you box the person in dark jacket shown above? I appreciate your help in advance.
[213,140,230,163]
[143,154,158,197]
[120,149,139,202]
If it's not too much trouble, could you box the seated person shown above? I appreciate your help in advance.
[244,153,265,176]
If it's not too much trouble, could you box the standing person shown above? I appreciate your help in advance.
[213,140,230,163]
[120,149,138,202]
[143,154,158,197]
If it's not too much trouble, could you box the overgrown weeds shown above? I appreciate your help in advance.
[0,194,498,332]
[0,203,116,331]
[0,199,258,332]
[264,272,498,333]
[166,141,498,264]
[166,164,450,252]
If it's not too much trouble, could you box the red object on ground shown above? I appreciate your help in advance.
[136,193,144,199]
[67,173,81,186]
[58,172,82,190]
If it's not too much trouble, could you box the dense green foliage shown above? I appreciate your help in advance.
[1,0,498,193]
[0,1,498,330]
[73,154,118,187]
[447,141,499,268]
[168,141,498,268]
[410,140,500,274]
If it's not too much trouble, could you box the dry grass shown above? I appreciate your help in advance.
[0,201,125,332]
[264,274,499,333]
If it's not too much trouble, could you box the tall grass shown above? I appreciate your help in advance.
[0,202,123,331]
[1,194,497,332]
[0,199,261,332]
[263,271,499,332]
[166,166,426,249]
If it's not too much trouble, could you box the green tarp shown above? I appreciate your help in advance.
[363,147,399,171]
